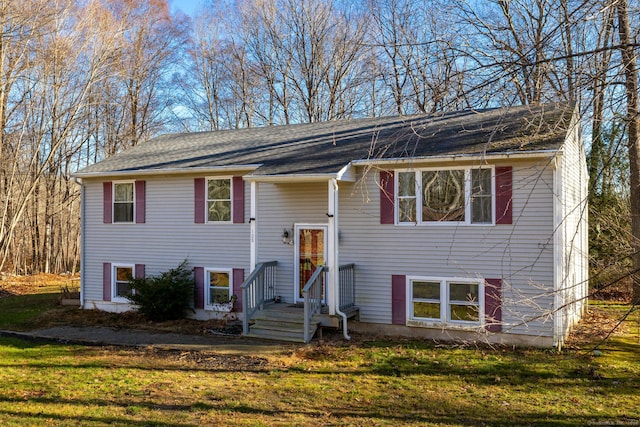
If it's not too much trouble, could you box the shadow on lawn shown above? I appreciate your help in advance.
[0,392,634,427]
[1,335,635,393]
[0,408,193,427]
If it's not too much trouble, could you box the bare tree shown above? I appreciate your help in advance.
[616,0,640,303]
[0,0,121,272]
[98,0,188,154]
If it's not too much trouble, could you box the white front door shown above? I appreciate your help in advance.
[294,224,327,302]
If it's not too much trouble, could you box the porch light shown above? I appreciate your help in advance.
[282,228,293,245]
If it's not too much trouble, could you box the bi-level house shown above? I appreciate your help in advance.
[73,103,588,347]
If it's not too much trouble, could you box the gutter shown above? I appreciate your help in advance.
[73,177,86,309]
[244,173,337,183]
[74,166,358,184]
[72,164,261,179]
[351,149,561,167]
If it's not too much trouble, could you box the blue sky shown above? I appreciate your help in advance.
[169,0,205,16]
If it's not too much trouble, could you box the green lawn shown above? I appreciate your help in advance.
[0,285,639,426]
[0,320,638,425]
[0,289,60,331]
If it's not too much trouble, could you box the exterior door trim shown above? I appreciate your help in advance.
[294,223,328,303]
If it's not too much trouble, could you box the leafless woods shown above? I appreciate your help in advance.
[0,0,638,302]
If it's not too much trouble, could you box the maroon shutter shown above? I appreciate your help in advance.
[232,176,245,224]
[380,171,395,224]
[194,266,205,309]
[495,166,512,224]
[103,182,112,224]
[135,180,146,224]
[134,264,145,279]
[391,274,406,325]
[485,278,503,332]
[232,268,245,312]
[103,263,112,301]
[194,178,205,224]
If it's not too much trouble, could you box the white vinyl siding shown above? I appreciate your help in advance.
[256,182,328,303]
[81,157,569,341]
[554,113,589,347]
[82,175,249,304]
[339,161,556,338]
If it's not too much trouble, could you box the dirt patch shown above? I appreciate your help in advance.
[141,347,273,370]
[565,305,633,347]
[32,307,242,337]
[81,345,275,371]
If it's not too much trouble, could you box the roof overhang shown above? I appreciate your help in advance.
[72,164,262,179]
[243,163,356,183]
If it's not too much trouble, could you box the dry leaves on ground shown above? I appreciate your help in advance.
[566,306,633,346]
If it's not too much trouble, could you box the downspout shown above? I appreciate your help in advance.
[329,178,351,340]
[73,177,85,309]
[250,181,257,270]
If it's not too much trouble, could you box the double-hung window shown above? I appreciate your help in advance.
[397,172,417,222]
[207,178,232,222]
[113,264,134,302]
[205,269,232,307]
[113,182,134,223]
[397,167,493,225]
[409,277,483,325]
[471,169,492,223]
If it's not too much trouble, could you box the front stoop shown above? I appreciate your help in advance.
[245,307,319,343]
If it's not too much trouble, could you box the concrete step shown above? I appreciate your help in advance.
[245,330,305,343]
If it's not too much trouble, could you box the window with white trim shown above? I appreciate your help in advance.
[207,178,231,222]
[113,182,134,223]
[409,277,483,325]
[113,264,134,302]
[397,167,493,225]
[205,268,232,307]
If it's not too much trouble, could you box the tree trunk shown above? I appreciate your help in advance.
[617,0,640,304]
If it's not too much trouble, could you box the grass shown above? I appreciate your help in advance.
[0,331,638,426]
[0,288,61,331]
[0,275,639,426]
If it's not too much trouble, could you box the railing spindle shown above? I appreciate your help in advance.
[241,261,278,336]
[338,263,355,311]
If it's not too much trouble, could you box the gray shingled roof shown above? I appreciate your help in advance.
[75,103,573,177]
